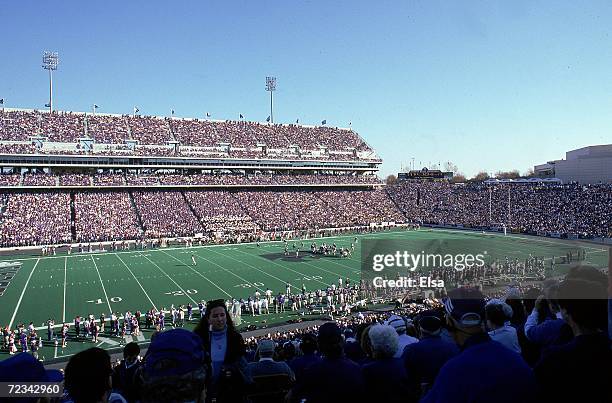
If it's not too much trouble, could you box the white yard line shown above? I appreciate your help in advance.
[62,257,67,323]
[114,253,158,311]
[305,253,361,274]
[90,255,113,314]
[193,250,260,288]
[141,252,200,303]
[296,259,361,281]
[8,259,40,329]
[228,248,331,288]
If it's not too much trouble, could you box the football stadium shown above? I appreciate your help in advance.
[1,2,611,403]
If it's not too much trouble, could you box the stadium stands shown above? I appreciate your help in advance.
[132,191,203,238]
[75,192,141,242]
[320,190,405,226]
[0,174,20,186]
[0,108,609,246]
[22,173,57,186]
[0,110,40,140]
[86,114,129,143]
[41,111,85,142]
[127,115,173,145]
[1,181,611,247]
[0,173,382,188]
[184,190,260,233]
[1,109,377,162]
[387,182,612,238]
[0,192,71,247]
[60,174,92,186]
[93,173,126,186]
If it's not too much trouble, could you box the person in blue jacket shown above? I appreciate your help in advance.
[421,287,536,403]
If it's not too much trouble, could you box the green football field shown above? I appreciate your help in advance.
[0,228,608,362]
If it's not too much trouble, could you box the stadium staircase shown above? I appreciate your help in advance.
[229,192,262,229]
[166,119,177,141]
[385,187,409,221]
[128,191,145,233]
[124,116,132,138]
[181,191,203,227]
[0,197,7,220]
[69,193,77,241]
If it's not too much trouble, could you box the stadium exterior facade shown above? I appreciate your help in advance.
[534,144,612,184]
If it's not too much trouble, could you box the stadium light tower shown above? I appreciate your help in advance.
[42,51,59,113]
[265,76,276,124]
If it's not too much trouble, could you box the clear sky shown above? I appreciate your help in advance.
[1,1,611,177]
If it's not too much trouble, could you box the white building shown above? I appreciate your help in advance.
[534,144,612,184]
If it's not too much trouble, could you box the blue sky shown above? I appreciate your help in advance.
[1,1,611,177]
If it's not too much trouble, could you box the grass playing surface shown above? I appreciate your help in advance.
[0,228,608,362]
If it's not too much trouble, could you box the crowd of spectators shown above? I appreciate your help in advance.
[0,188,397,247]
[75,192,142,242]
[126,174,160,186]
[86,114,129,144]
[131,145,177,156]
[127,115,173,145]
[93,173,126,186]
[159,174,246,186]
[2,110,376,159]
[0,173,20,186]
[4,264,606,402]
[1,180,610,247]
[59,174,92,186]
[319,190,405,226]
[235,189,404,231]
[234,191,335,231]
[168,117,373,152]
[0,143,39,154]
[0,110,41,140]
[387,182,612,238]
[0,192,71,246]
[159,173,381,186]
[0,141,381,163]
[184,190,260,233]
[41,112,85,143]
[0,111,85,142]
[278,123,366,151]
[22,173,57,186]
[170,119,282,148]
[132,191,203,238]
[1,172,382,188]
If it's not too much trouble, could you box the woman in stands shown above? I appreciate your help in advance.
[194,299,252,403]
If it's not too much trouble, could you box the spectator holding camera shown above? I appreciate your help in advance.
[524,282,572,351]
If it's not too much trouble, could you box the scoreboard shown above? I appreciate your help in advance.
[398,168,452,181]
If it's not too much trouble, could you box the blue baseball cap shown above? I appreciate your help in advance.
[0,353,63,403]
[443,287,486,326]
[0,353,63,383]
[144,329,206,379]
